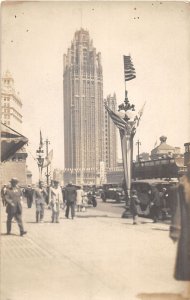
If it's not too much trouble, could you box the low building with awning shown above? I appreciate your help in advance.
[1,122,31,186]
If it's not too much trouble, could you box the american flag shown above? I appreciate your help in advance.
[123,55,136,82]
[39,130,43,148]
[104,102,126,131]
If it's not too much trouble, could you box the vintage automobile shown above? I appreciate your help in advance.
[131,179,177,220]
[101,183,125,203]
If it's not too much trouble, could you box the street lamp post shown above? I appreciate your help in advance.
[104,55,145,218]
[136,139,141,162]
[45,138,50,185]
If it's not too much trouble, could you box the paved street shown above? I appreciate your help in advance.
[0,199,185,300]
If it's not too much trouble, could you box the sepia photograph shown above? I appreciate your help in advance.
[1,1,190,300]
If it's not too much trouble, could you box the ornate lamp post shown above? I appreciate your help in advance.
[104,55,145,218]
[36,130,44,182]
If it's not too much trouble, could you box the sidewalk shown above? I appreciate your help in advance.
[0,202,185,300]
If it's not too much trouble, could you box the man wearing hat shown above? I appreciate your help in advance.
[25,184,34,208]
[49,180,63,223]
[64,182,77,219]
[33,180,48,223]
[5,178,27,236]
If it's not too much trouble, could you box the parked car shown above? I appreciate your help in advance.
[101,183,125,203]
[131,179,178,220]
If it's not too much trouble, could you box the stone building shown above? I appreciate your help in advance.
[1,71,22,132]
[63,29,104,185]
[1,71,31,185]
[150,136,181,160]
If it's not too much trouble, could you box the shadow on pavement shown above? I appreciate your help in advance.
[137,293,184,300]
[26,221,51,224]
[1,233,18,237]
[75,214,119,219]
[152,228,169,232]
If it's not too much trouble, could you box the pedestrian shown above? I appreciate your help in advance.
[150,186,161,223]
[130,189,140,225]
[159,187,169,219]
[49,180,63,223]
[76,186,84,212]
[1,184,7,206]
[169,163,190,299]
[82,189,88,212]
[64,182,77,219]
[61,187,66,210]
[33,181,48,223]
[4,178,27,236]
[25,185,34,208]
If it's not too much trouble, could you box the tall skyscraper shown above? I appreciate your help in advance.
[63,29,104,184]
[104,93,117,169]
[1,71,22,133]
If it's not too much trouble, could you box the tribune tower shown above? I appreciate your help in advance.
[63,29,104,184]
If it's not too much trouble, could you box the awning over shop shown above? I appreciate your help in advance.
[1,123,28,162]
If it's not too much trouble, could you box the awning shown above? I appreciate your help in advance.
[1,123,28,162]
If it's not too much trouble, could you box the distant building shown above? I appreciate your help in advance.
[151,136,181,160]
[104,94,117,170]
[1,71,32,185]
[1,71,22,132]
[63,29,104,185]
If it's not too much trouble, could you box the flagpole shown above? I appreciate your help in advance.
[104,55,145,218]
[45,138,50,186]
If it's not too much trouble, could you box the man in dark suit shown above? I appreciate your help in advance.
[5,178,27,236]
[64,182,77,219]
[25,185,34,208]
[150,186,161,223]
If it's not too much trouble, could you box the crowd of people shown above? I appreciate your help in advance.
[1,179,97,236]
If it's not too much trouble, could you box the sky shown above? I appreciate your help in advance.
[1,1,190,182]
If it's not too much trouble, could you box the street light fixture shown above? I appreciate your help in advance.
[104,55,145,218]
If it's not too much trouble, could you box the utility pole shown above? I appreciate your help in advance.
[136,139,141,162]
[45,138,50,185]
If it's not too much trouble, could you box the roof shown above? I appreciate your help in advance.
[1,123,28,162]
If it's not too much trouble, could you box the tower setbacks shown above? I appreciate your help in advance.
[63,29,104,184]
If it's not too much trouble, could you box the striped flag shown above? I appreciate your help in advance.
[39,130,43,148]
[123,55,136,81]
[104,102,126,131]
[134,102,146,126]
[43,149,53,168]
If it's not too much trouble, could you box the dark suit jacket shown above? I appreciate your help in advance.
[65,185,77,204]
[5,186,22,215]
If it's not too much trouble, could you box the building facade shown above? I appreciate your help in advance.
[1,71,22,133]
[104,94,117,170]
[63,29,104,184]
[151,136,181,160]
[1,71,31,185]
